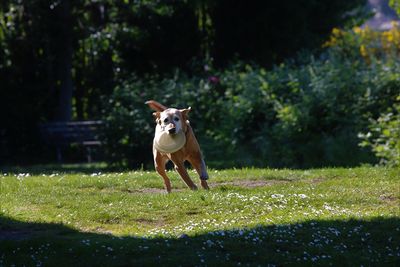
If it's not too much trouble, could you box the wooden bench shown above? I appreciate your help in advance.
[40,121,104,163]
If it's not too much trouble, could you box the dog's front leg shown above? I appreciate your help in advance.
[154,153,172,193]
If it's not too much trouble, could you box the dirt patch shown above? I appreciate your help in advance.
[132,179,289,192]
[211,179,289,188]
[125,188,168,194]
[99,187,172,194]
[310,177,326,184]
[135,179,291,193]
[379,194,399,203]
[133,218,167,227]
[134,218,155,224]
[97,179,292,195]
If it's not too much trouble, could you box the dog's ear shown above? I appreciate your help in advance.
[145,100,167,112]
[180,107,191,131]
[178,107,190,132]
[180,107,191,120]
[152,111,161,123]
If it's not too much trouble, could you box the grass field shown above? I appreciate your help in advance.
[1,166,399,266]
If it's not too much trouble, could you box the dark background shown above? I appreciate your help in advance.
[1,0,398,168]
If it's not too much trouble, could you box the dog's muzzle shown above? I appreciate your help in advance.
[165,123,177,135]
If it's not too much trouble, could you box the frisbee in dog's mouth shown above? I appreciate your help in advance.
[154,131,186,153]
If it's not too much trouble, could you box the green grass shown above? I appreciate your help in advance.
[0,166,399,266]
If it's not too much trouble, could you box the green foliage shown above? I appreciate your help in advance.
[324,24,400,64]
[390,0,400,15]
[102,23,400,169]
[359,98,400,167]
[324,25,400,167]
[101,77,163,168]
[0,0,381,165]
[101,72,219,168]
[102,53,399,168]
[0,0,203,163]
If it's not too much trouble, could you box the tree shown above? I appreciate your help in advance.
[210,0,368,67]
[56,0,73,121]
[0,0,370,164]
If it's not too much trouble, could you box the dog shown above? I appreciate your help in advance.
[146,100,209,193]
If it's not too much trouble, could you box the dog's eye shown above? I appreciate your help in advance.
[163,118,169,124]
[174,117,180,122]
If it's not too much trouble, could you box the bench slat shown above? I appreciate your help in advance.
[40,121,103,145]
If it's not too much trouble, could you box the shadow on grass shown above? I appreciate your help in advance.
[1,215,399,266]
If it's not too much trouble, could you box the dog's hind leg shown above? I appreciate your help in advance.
[154,154,172,193]
[188,155,210,190]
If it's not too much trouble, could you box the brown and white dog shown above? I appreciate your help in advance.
[146,100,209,193]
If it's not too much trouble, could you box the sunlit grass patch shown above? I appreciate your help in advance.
[0,166,399,266]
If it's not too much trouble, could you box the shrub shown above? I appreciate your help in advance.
[101,73,217,168]
[102,27,400,169]
[359,97,400,167]
[324,22,400,63]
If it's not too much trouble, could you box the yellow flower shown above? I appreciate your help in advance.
[353,27,362,35]
[360,45,368,58]
[384,31,394,42]
[332,28,341,36]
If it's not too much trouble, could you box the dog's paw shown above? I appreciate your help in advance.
[201,180,210,190]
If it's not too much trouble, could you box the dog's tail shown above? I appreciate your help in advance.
[145,100,168,111]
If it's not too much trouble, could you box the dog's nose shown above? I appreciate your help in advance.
[168,128,176,134]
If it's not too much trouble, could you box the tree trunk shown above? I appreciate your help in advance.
[56,0,73,121]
